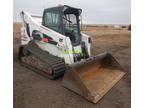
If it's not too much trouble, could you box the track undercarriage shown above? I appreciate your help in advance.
[19,41,66,79]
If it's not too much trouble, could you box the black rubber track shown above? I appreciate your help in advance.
[18,41,66,80]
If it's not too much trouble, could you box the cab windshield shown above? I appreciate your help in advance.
[63,14,78,33]
[63,13,80,44]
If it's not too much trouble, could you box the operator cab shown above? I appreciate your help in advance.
[42,5,82,46]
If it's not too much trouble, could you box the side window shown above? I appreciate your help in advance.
[44,12,52,26]
[43,11,61,33]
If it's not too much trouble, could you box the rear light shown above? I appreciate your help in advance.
[41,38,48,43]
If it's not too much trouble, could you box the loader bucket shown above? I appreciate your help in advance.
[62,52,125,103]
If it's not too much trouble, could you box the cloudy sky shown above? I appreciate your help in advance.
[14,0,131,24]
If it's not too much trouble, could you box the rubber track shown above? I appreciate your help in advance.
[19,41,66,79]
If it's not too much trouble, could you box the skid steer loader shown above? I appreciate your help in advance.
[19,5,125,103]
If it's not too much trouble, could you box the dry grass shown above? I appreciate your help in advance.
[13,22,131,108]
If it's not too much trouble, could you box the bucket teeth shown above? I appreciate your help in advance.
[62,52,125,103]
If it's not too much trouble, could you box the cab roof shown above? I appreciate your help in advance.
[44,5,82,15]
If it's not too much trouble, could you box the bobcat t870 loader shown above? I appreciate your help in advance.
[19,5,125,103]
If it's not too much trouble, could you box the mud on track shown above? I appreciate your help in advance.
[14,23,131,108]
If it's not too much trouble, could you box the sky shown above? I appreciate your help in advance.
[13,0,131,24]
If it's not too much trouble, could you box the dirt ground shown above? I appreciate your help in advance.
[13,23,131,108]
